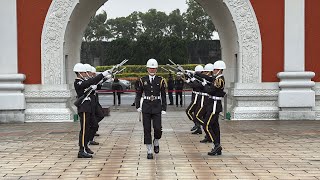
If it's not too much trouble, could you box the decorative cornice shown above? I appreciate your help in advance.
[24,91,71,98]
[232,89,279,96]
[233,112,278,120]
[25,114,71,121]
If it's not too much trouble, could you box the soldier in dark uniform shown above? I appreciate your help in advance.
[135,58,167,159]
[167,73,174,105]
[201,60,226,156]
[73,63,111,158]
[86,65,105,144]
[185,65,204,134]
[193,63,215,140]
[174,72,184,107]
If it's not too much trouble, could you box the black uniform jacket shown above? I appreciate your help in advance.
[204,75,226,98]
[203,75,226,113]
[135,75,167,114]
[74,74,104,113]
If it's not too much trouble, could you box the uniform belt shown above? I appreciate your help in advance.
[193,91,208,96]
[144,95,161,101]
[209,96,223,100]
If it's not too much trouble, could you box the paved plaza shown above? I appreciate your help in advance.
[0,110,320,180]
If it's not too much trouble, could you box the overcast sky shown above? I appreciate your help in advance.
[97,0,188,19]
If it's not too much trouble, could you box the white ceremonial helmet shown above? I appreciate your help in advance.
[73,63,87,72]
[91,66,97,73]
[83,64,93,72]
[194,65,204,72]
[146,58,158,68]
[204,63,214,72]
[213,60,226,70]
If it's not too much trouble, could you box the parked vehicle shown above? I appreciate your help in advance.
[100,78,131,91]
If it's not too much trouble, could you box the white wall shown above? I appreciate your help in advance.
[0,0,18,74]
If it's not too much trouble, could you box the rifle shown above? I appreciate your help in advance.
[108,59,129,74]
[74,59,128,107]
[167,59,212,85]
[160,66,175,74]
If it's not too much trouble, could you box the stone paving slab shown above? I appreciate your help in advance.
[0,111,320,179]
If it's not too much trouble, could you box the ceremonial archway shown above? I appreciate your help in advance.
[24,0,269,122]
[41,0,262,86]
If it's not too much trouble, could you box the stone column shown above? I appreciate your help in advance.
[278,0,315,120]
[0,0,26,123]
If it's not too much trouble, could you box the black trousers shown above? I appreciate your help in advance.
[204,112,220,145]
[175,91,183,106]
[88,104,104,141]
[113,92,121,105]
[168,91,173,104]
[78,112,95,150]
[142,113,162,144]
[185,94,197,122]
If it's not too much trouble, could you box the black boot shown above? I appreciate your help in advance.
[153,139,159,154]
[85,147,94,154]
[190,125,197,131]
[89,141,99,145]
[200,136,212,143]
[78,151,92,158]
[191,128,202,134]
[208,144,222,156]
[147,153,154,159]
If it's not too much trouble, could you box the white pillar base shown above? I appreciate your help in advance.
[229,83,280,120]
[313,83,320,120]
[278,72,316,120]
[0,74,26,123]
[24,84,73,122]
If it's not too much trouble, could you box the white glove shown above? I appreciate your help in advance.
[102,70,111,77]
[202,79,207,86]
[161,111,166,115]
[105,74,112,79]
[90,85,97,90]
[191,77,196,82]
[186,79,190,83]
[137,108,142,113]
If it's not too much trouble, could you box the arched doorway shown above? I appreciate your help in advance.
[34,0,267,121]
[41,0,262,85]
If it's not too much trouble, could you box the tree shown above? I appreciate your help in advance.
[139,9,169,38]
[167,9,187,39]
[107,11,141,40]
[184,0,216,40]
[83,11,110,41]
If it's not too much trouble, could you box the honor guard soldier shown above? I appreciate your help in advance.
[194,63,215,140]
[83,64,103,145]
[90,66,105,137]
[201,60,226,156]
[185,65,204,134]
[135,58,167,159]
[73,63,112,158]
